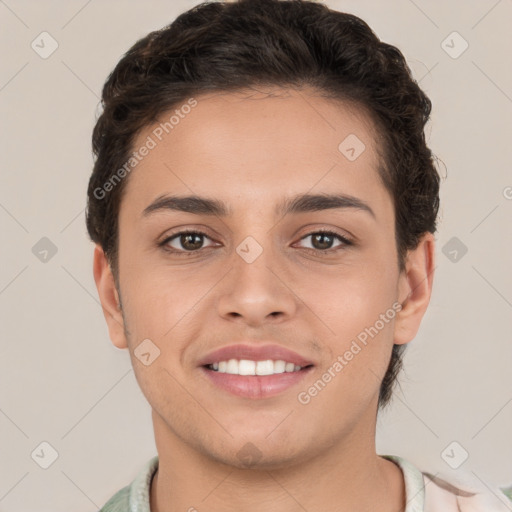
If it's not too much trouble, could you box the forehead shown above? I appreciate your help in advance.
[121,87,389,217]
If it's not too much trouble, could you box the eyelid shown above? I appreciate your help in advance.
[294,229,353,251]
[159,227,354,256]
[159,229,216,252]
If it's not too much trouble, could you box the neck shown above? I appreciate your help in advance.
[149,408,405,512]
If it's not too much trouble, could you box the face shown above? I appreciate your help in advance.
[95,87,434,469]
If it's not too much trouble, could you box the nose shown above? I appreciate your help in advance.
[216,241,297,327]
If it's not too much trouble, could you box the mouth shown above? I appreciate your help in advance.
[198,344,315,399]
[205,359,311,375]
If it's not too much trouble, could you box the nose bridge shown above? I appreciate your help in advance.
[216,228,297,324]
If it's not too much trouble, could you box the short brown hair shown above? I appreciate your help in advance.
[86,0,440,408]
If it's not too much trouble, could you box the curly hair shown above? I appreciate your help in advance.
[86,0,440,409]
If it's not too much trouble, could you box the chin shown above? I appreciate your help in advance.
[212,445,303,471]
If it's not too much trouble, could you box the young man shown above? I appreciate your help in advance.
[87,0,511,510]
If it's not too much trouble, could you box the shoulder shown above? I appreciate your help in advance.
[423,471,512,512]
[383,454,512,512]
[99,485,130,512]
[98,455,159,512]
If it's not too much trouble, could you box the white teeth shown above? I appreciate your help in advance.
[273,360,286,373]
[226,359,238,374]
[212,359,303,375]
[239,359,256,375]
[256,360,274,375]
[285,362,295,372]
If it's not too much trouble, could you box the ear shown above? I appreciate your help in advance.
[394,232,436,346]
[93,244,128,349]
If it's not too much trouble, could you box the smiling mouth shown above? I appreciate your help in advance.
[200,358,315,399]
[204,358,313,376]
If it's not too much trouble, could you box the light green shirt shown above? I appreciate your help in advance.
[99,455,512,511]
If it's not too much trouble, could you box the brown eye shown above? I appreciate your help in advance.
[162,231,215,254]
[297,230,352,252]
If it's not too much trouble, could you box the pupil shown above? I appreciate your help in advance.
[182,233,203,250]
[313,233,333,250]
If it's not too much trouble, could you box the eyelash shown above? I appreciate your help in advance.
[159,229,353,257]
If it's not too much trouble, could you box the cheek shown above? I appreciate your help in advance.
[301,253,399,397]
[308,260,399,337]
[118,258,219,366]
[297,318,396,424]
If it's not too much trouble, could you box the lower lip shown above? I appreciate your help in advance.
[200,366,314,399]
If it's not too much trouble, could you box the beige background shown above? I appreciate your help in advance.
[0,0,511,510]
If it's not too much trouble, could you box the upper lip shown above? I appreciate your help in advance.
[198,344,315,367]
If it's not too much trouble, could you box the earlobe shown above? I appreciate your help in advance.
[394,233,436,346]
[92,245,128,349]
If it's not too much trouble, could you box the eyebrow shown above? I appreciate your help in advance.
[142,193,375,219]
